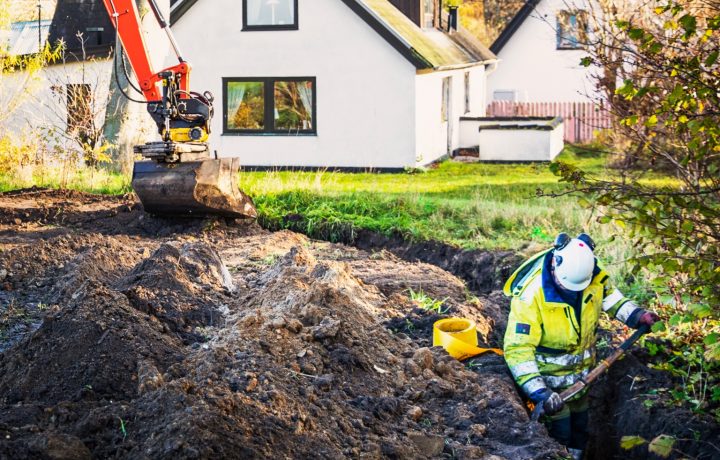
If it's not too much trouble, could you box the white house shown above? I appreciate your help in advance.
[169,0,497,170]
[486,0,602,104]
[2,0,169,170]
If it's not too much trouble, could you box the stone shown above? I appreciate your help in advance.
[312,318,341,339]
[407,432,445,457]
[412,347,434,370]
[470,423,487,438]
[407,405,423,421]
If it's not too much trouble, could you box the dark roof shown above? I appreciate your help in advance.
[490,0,541,54]
[170,0,496,70]
[48,0,115,60]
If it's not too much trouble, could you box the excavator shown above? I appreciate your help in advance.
[101,0,257,219]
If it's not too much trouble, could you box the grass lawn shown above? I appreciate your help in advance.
[239,146,674,291]
[0,147,674,290]
[241,147,613,250]
[0,167,131,195]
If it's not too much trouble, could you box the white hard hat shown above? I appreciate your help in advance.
[553,237,595,291]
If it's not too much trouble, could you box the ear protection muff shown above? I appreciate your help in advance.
[553,233,569,267]
[554,232,571,251]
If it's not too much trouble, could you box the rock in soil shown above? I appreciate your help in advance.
[3,189,715,460]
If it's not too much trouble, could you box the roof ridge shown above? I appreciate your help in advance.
[490,0,541,54]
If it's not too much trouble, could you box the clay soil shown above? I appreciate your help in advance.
[0,189,717,460]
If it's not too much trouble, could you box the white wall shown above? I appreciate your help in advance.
[487,0,602,103]
[474,121,564,161]
[3,58,113,154]
[170,0,419,169]
[414,65,486,165]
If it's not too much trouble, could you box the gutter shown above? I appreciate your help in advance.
[416,58,499,74]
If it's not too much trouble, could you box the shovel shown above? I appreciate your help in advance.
[531,324,652,421]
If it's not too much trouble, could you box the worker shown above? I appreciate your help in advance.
[502,233,659,460]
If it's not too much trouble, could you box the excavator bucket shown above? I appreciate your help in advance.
[131,157,257,219]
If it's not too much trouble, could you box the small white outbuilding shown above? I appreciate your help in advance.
[169,0,497,170]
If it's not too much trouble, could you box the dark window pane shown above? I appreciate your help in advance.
[67,83,92,141]
[274,80,313,131]
[227,81,264,130]
[246,0,295,26]
[557,10,588,49]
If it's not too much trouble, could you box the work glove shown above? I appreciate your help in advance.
[637,310,660,327]
[530,388,565,416]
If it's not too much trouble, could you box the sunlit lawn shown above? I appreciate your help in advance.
[0,147,677,290]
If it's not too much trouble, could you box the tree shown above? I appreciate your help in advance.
[0,0,62,174]
[38,32,114,167]
[549,0,719,357]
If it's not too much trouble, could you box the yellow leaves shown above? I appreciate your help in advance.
[620,436,646,450]
[648,435,676,458]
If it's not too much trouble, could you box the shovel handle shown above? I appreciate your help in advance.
[531,324,653,422]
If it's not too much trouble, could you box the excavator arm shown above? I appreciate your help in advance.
[101,0,256,218]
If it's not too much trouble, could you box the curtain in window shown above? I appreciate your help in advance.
[247,0,294,26]
[296,81,313,129]
[227,83,247,115]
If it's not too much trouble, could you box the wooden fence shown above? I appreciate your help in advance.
[486,101,613,144]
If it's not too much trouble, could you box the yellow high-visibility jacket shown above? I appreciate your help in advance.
[503,249,642,398]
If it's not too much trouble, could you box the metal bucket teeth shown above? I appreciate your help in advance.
[131,158,257,219]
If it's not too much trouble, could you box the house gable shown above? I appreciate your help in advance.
[169,0,494,70]
[486,0,599,103]
[490,0,541,54]
[48,0,116,60]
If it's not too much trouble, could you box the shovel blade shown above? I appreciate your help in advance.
[132,157,257,219]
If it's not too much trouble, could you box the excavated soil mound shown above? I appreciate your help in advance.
[1,189,717,459]
[0,190,563,459]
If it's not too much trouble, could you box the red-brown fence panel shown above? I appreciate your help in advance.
[486,101,612,144]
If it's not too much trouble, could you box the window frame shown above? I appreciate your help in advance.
[441,76,451,123]
[242,0,299,31]
[222,76,317,136]
[464,71,470,114]
[66,83,92,137]
[556,9,589,50]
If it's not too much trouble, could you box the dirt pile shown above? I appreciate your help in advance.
[0,190,563,459]
[1,189,717,459]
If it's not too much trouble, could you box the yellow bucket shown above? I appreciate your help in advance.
[433,317,503,361]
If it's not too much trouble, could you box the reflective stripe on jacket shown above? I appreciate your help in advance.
[503,249,641,396]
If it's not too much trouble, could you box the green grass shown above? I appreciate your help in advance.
[0,147,675,291]
[0,167,130,195]
[238,146,678,291]
[240,147,610,250]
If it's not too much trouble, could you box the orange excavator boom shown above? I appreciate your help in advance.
[100,0,256,219]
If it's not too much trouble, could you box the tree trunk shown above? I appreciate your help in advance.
[102,43,137,176]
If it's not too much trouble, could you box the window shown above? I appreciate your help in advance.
[86,27,105,46]
[243,0,298,31]
[66,83,92,142]
[493,89,518,102]
[556,10,588,49]
[441,77,450,122]
[223,77,316,134]
[422,0,435,28]
[464,72,470,114]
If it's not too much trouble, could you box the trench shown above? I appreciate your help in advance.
[1,189,716,459]
[259,218,720,460]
